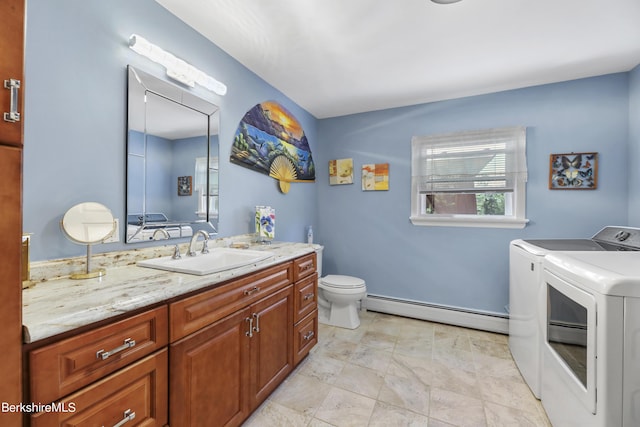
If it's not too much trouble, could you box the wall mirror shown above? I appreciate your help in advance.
[126,65,219,243]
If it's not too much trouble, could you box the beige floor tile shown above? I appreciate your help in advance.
[484,401,552,427]
[429,388,487,427]
[360,329,398,351]
[315,387,377,427]
[334,363,385,399]
[349,344,394,373]
[317,336,360,361]
[242,400,311,427]
[469,338,512,360]
[378,373,431,415]
[368,401,430,426]
[270,373,333,416]
[298,352,346,384]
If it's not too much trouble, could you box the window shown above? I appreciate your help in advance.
[410,127,528,228]
[195,156,218,218]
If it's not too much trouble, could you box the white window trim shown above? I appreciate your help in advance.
[410,127,529,229]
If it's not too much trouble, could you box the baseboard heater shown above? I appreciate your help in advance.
[364,294,509,334]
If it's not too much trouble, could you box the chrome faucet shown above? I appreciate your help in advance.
[188,230,210,257]
[152,228,170,240]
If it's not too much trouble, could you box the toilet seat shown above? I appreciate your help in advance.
[321,275,365,289]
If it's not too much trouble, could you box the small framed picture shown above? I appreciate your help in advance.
[178,176,192,196]
[549,152,597,190]
[362,163,389,191]
[329,158,354,185]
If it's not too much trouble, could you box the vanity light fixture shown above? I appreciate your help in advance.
[128,34,227,96]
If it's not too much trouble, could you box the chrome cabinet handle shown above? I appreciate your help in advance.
[3,79,20,123]
[246,317,253,338]
[252,313,260,333]
[303,331,315,341]
[303,293,315,301]
[96,338,136,360]
[243,286,260,296]
[112,409,136,427]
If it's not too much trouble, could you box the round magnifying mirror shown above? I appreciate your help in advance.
[61,202,116,279]
[62,202,116,244]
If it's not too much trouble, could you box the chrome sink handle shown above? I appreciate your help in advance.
[172,244,181,260]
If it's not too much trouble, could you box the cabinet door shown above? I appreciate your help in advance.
[0,144,21,426]
[249,285,293,409]
[0,0,24,147]
[170,308,251,427]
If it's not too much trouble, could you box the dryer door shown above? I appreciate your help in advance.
[544,269,597,414]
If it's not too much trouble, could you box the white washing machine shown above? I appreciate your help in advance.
[509,226,639,399]
[542,247,640,427]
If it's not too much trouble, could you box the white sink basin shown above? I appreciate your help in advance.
[137,247,274,276]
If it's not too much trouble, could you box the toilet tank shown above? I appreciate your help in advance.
[314,246,323,278]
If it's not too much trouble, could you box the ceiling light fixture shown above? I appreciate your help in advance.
[431,0,463,4]
[128,34,227,96]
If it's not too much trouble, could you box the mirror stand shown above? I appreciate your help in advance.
[70,244,106,280]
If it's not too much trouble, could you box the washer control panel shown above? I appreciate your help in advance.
[593,226,640,250]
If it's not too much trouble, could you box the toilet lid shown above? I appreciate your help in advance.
[321,274,365,289]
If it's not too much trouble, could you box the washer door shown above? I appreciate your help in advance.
[544,269,597,415]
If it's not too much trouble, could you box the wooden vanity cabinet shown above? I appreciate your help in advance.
[169,263,294,427]
[25,253,317,427]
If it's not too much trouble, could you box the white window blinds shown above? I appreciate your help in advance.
[412,127,527,194]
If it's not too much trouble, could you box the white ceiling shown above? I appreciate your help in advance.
[155,0,640,119]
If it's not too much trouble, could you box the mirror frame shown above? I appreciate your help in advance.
[126,65,220,243]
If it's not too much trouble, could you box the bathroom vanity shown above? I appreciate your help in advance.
[22,241,318,427]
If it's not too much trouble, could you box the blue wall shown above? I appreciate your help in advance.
[23,0,318,261]
[316,74,630,314]
[629,64,640,226]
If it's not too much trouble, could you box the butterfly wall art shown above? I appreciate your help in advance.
[549,152,598,190]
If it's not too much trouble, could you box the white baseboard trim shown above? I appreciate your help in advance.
[364,294,509,334]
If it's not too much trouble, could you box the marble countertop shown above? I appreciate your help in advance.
[23,240,320,344]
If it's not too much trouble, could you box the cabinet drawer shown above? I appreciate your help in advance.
[29,306,168,404]
[292,253,316,282]
[294,273,317,323]
[31,349,168,427]
[170,262,292,341]
[293,309,318,366]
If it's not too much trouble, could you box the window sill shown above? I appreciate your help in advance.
[410,215,529,229]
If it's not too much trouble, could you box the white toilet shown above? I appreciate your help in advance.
[315,247,367,329]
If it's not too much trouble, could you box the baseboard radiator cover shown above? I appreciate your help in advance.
[364,294,509,334]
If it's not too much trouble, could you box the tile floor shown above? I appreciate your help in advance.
[244,310,551,427]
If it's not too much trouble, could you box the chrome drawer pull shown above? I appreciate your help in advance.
[243,286,261,296]
[252,313,260,333]
[303,331,315,341]
[96,338,136,360]
[303,292,315,301]
[112,409,135,427]
[3,79,20,123]
[246,317,253,338]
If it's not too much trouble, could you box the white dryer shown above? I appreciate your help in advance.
[542,247,640,427]
[509,226,639,399]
